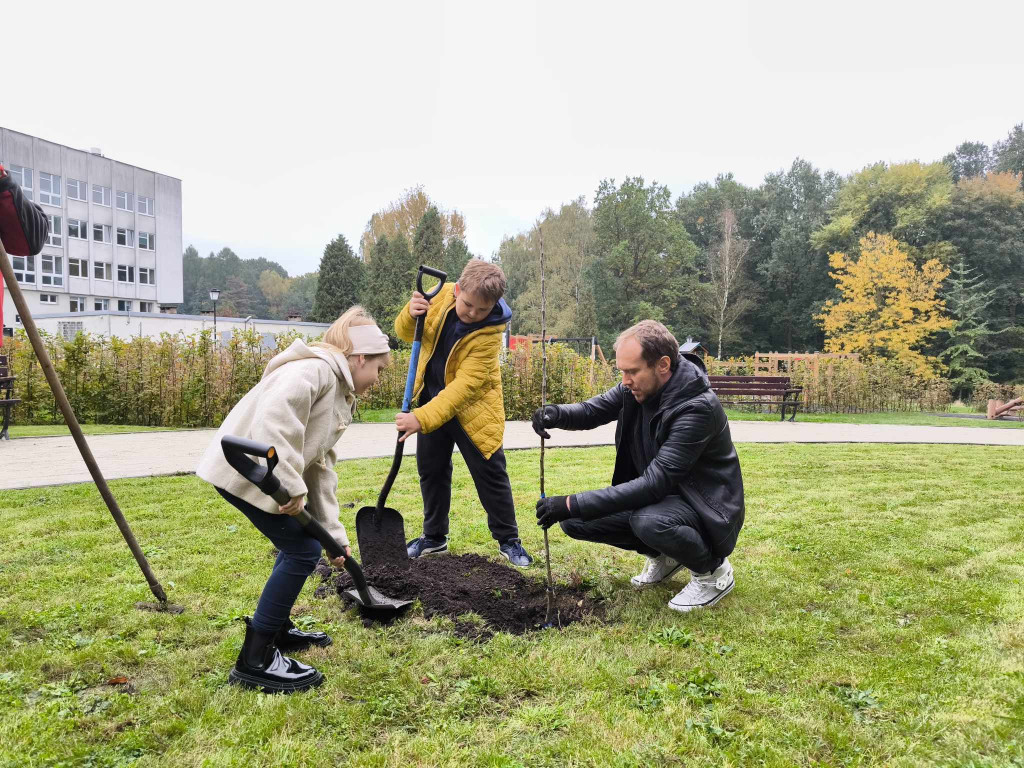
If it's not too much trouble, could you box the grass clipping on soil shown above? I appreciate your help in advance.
[314,553,603,637]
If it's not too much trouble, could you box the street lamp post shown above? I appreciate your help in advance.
[209,288,220,342]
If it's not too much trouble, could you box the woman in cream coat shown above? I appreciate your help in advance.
[197,306,390,693]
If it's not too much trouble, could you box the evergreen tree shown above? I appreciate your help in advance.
[940,256,997,400]
[363,234,418,341]
[442,237,472,281]
[413,205,444,270]
[311,234,365,323]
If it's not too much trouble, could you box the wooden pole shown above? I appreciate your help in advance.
[0,237,174,609]
[539,225,557,626]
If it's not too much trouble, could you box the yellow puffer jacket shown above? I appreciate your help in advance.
[395,284,507,459]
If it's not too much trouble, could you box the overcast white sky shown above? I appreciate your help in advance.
[5,0,1022,274]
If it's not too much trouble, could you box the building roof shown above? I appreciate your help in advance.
[1,127,182,181]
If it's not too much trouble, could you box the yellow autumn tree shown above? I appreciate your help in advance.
[818,232,951,378]
[359,186,467,260]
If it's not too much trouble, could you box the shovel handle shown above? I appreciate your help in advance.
[298,510,374,603]
[222,435,355,556]
[220,435,291,505]
[416,265,447,302]
[403,265,448,410]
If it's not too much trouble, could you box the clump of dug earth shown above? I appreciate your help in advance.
[313,553,604,638]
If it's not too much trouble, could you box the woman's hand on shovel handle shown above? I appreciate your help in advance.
[279,496,305,515]
[396,412,422,442]
[330,546,352,568]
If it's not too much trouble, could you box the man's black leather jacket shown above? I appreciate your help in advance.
[550,355,744,558]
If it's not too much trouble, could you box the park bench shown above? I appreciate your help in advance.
[709,375,803,422]
[0,353,20,440]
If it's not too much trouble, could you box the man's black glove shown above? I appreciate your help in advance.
[531,405,560,439]
[536,495,577,529]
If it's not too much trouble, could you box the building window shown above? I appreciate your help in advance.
[69,258,87,277]
[39,172,62,206]
[66,178,87,201]
[68,218,88,239]
[138,267,156,285]
[116,228,134,247]
[137,196,154,216]
[70,296,87,312]
[115,190,134,211]
[117,264,135,283]
[95,298,110,311]
[40,293,58,304]
[58,321,84,341]
[138,231,155,250]
[41,254,63,287]
[139,301,155,313]
[92,223,111,243]
[8,165,33,200]
[45,215,63,247]
[12,255,35,283]
[92,184,111,206]
[93,262,112,281]
[117,300,133,312]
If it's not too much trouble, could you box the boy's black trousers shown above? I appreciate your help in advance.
[416,417,519,543]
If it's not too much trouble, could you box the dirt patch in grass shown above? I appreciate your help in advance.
[314,553,604,638]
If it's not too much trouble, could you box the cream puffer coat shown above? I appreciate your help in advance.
[196,339,355,545]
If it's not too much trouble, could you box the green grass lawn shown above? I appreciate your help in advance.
[2,445,1023,766]
[352,407,399,424]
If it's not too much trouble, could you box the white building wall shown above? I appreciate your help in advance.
[13,310,329,347]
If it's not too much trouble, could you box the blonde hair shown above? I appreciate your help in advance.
[317,306,391,361]
[458,259,507,304]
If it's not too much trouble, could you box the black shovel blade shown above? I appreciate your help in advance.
[342,585,414,621]
[355,505,410,570]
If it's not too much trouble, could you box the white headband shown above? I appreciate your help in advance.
[349,324,390,354]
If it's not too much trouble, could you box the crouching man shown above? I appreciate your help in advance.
[533,320,744,612]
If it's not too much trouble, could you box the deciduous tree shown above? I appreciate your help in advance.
[818,232,951,377]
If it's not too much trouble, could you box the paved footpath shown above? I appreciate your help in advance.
[2,420,1022,490]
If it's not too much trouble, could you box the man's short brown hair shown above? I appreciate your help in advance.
[458,259,507,304]
[614,320,680,371]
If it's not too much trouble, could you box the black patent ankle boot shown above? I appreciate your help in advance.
[228,617,324,693]
[275,617,333,652]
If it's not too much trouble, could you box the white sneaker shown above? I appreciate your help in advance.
[630,554,684,589]
[668,558,734,612]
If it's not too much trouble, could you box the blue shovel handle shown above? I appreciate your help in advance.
[377,265,448,513]
[401,265,447,413]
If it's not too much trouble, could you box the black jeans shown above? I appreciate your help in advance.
[560,495,723,574]
[416,417,519,543]
[217,488,321,635]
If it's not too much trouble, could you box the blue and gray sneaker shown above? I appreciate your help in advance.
[499,538,533,568]
[407,535,449,559]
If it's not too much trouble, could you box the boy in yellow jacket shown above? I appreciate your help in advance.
[394,260,533,567]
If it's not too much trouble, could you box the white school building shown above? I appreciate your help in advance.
[1,127,183,326]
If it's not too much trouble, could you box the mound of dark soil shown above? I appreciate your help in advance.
[313,553,603,637]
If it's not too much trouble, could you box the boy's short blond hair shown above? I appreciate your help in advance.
[457,259,507,304]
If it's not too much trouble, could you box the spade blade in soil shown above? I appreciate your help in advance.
[343,585,414,621]
[355,505,410,570]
